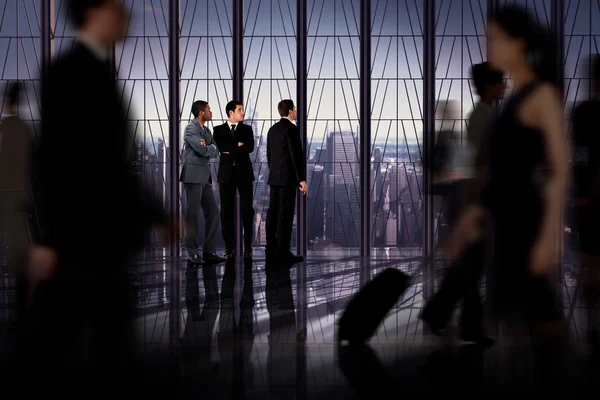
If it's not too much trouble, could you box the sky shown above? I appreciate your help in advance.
[0,0,599,146]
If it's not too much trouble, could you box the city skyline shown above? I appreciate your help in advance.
[1,0,599,251]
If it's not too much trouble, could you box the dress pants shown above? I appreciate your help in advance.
[421,178,485,339]
[421,238,486,338]
[184,183,219,255]
[219,174,255,252]
[265,185,296,254]
[19,263,137,394]
[0,192,31,315]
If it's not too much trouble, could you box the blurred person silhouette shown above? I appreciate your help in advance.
[421,65,504,346]
[0,81,33,317]
[572,54,600,359]
[21,0,173,393]
[468,62,505,170]
[432,100,470,226]
[446,5,569,393]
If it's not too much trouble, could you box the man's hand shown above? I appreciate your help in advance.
[200,139,206,146]
[29,246,57,282]
[299,181,308,195]
[26,246,58,306]
[529,235,557,277]
[158,218,183,248]
[238,142,243,147]
[444,206,483,261]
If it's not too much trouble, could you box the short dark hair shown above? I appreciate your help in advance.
[191,100,208,118]
[225,100,243,117]
[6,81,23,108]
[277,99,295,117]
[67,0,110,29]
[470,62,503,97]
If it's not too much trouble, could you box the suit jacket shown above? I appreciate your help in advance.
[0,115,32,193]
[180,119,218,184]
[39,42,166,261]
[266,118,306,187]
[213,122,255,183]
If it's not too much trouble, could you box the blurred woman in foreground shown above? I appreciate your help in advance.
[447,4,568,391]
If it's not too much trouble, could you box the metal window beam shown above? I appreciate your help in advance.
[359,0,372,264]
[422,0,436,306]
[168,0,181,353]
[233,0,244,257]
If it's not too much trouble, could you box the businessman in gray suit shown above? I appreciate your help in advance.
[180,101,226,264]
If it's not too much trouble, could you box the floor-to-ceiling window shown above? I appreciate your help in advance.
[433,0,488,254]
[113,1,170,251]
[306,0,361,256]
[243,0,297,251]
[112,0,171,348]
[179,0,233,251]
[370,1,424,261]
[563,0,600,341]
[367,0,425,342]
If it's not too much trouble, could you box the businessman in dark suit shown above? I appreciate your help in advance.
[265,100,306,263]
[28,0,172,390]
[213,100,255,259]
[180,101,226,264]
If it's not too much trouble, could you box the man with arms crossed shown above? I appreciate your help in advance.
[181,100,226,264]
[213,100,256,259]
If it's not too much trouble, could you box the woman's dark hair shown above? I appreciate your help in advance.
[491,5,557,85]
[471,62,504,98]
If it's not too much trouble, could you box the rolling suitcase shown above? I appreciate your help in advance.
[338,268,411,344]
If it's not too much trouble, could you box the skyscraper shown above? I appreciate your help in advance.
[325,131,360,247]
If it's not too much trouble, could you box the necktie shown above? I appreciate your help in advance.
[231,124,236,136]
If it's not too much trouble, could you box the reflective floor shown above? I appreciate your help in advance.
[126,251,597,398]
[1,250,598,398]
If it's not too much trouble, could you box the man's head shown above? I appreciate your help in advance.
[67,0,128,45]
[278,99,296,121]
[225,100,245,123]
[471,62,505,101]
[587,55,600,95]
[5,81,23,113]
[191,100,212,122]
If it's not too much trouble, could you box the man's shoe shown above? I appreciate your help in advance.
[276,251,303,264]
[188,254,204,264]
[224,250,235,259]
[244,248,253,258]
[203,253,226,263]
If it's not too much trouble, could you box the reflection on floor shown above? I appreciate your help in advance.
[133,254,424,349]
[1,251,598,398]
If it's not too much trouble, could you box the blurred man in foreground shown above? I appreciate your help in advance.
[24,0,170,391]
